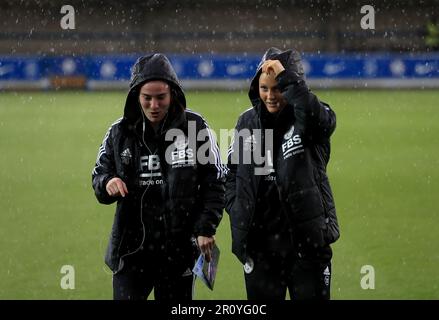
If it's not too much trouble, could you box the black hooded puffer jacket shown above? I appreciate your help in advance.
[92,53,226,273]
[225,48,340,264]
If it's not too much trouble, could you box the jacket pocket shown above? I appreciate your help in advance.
[318,176,340,245]
[105,223,126,272]
[323,207,340,244]
[294,215,327,249]
[287,185,324,223]
[286,185,328,249]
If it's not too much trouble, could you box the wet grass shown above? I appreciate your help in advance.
[0,89,438,299]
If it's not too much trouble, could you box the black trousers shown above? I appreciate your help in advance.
[113,257,195,300]
[244,249,332,300]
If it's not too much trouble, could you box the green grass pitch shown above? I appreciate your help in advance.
[0,89,438,299]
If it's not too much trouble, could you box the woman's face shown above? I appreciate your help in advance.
[258,71,287,114]
[139,80,171,124]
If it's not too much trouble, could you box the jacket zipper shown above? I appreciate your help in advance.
[275,179,296,254]
[117,179,148,273]
[116,118,162,272]
[136,116,170,258]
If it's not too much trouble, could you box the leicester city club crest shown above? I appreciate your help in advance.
[284,125,294,140]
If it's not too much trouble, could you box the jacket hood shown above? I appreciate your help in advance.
[248,47,304,108]
[123,53,187,125]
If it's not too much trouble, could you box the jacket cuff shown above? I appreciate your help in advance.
[282,80,309,103]
[194,223,216,237]
[276,70,306,91]
[95,174,116,204]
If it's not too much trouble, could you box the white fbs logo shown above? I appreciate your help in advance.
[140,155,161,178]
[282,125,303,159]
[170,136,195,168]
[139,154,163,186]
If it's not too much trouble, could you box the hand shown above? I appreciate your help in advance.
[261,59,285,77]
[106,177,128,197]
[197,235,215,262]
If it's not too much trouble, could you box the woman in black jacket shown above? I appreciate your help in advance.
[225,48,340,300]
[92,53,226,300]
